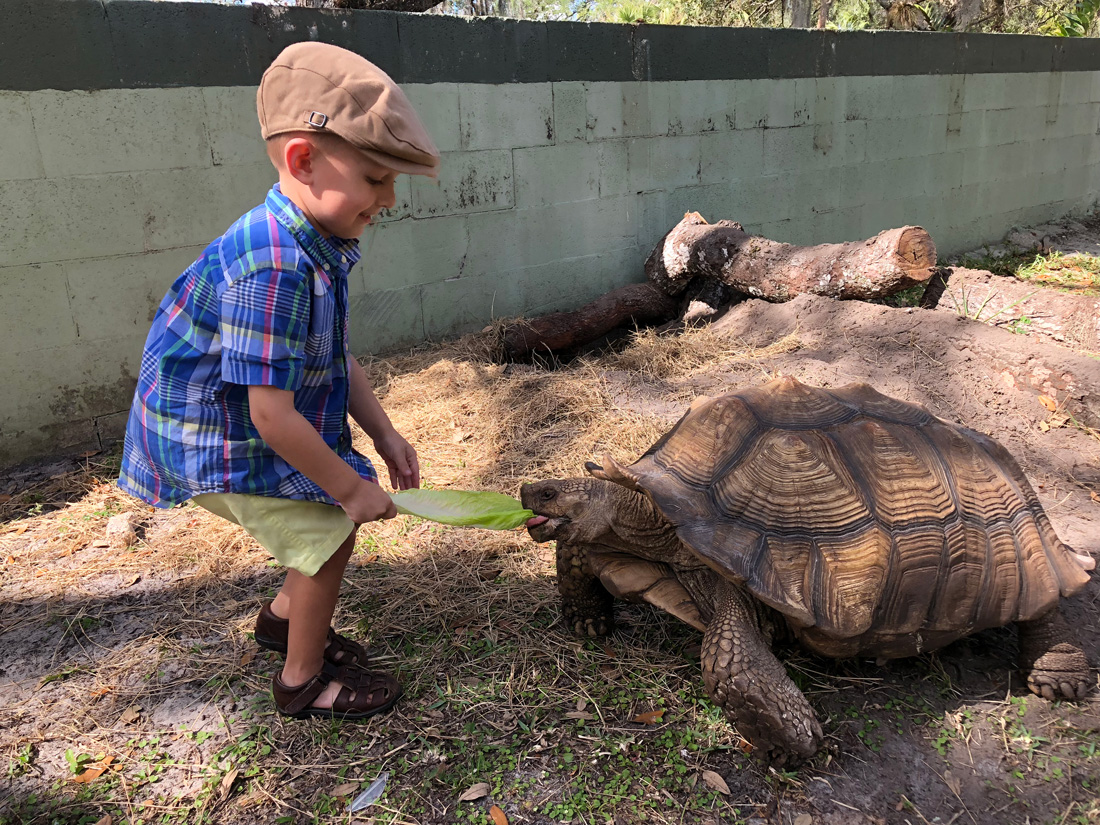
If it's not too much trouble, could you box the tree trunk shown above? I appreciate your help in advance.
[788,0,813,27]
[295,0,443,10]
[498,283,678,361]
[817,0,831,28]
[646,212,937,302]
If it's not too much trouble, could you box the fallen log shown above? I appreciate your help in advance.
[499,282,678,361]
[646,212,937,301]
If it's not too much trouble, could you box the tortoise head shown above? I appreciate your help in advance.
[521,478,626,545]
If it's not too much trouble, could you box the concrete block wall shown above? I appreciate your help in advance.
[2,0,1099,466]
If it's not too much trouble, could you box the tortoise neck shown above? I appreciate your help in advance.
[604,485,680,555]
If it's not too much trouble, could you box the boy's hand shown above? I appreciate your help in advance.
[338,478,397,524]
[373,430,420,490]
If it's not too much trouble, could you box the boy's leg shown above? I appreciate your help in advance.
[280,529,355,706]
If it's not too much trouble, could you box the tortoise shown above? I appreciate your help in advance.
[520,376,1095,763]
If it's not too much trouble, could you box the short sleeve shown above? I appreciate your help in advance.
[220,269,310,390]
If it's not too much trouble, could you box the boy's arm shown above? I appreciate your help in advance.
[348,360,419,490]
[248,384,396,523]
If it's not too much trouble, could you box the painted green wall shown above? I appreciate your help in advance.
[2,1,1098,466]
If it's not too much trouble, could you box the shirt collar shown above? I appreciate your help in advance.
[266,183,362,275]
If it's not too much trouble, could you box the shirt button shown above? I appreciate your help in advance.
[341,255,347,264]
[321,263,329,271]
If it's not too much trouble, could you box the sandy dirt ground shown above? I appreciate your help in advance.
[2,218,1099,825]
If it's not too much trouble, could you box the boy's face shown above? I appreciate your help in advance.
[285,136,399,239]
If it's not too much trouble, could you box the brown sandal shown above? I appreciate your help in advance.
[272,661,402,721]
[254,601,378,667]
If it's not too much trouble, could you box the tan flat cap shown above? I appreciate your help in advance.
[258,42,440,178]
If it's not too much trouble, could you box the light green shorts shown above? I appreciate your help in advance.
[192,493,356,577]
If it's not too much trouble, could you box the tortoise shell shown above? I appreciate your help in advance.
[604,376,1091,656]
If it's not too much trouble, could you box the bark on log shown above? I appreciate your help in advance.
[499,282,678,361]
[646,212,937,301]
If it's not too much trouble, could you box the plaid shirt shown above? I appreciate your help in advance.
[119,184,377,508]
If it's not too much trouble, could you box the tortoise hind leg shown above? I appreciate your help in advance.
[1018,607,1093,701]
[557,541,614,637]
[701,581,822,765]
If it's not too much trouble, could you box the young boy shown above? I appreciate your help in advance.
[118,42,440,720]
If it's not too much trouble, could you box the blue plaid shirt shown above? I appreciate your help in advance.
[119,184,378,508]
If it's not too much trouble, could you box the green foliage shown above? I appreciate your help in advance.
[1046,0,1100,34]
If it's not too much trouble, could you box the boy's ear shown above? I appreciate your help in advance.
[283,137,316,183]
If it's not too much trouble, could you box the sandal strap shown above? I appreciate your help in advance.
[272,668,332,715]
[324,629,372,666]
[328,664,400,714]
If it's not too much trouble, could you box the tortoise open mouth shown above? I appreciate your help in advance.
[526,515,567,541]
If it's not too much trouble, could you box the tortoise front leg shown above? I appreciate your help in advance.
[1018,607,1093,700]
[701,581,822,765]
[556,541,614,637]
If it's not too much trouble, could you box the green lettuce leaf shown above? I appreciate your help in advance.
[388,488,534,530]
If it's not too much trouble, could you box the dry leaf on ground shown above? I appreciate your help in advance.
[218,768,238,800]
[459,782,490,802]
[490,804,509,825]
[701,770,730,795]
[631,709,665,724]
[794,815,813,825]
[1039,394,1058,411]
[331,782,360,797]
[72,756,114,784]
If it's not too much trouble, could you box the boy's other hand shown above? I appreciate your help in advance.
[373,430,420,490]
[340,478,397,524]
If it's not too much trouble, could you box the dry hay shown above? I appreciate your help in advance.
[1,323,803,823]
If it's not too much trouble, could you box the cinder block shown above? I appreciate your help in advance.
[596,141,630,198]
[3,335,144,430]
[754,218,814,246]
[627,135,701,193]
[844,76,899,123]
[765,78,813,129]
[763,126,817,174]
[514,143,600,207]
[404,83,462,153]
[621,82,672,138]
[700,129,765,185]
[898,75,954,117]
[585,82,625,141]
[31,88,211,177]
[552,82,588,143]
[203,86,267,167]
[0,262,77,355]
[733,80,770,130]
[863,118,937,163]
[1013,109,1056,143]
[347,286,425,356]
[922,152,965,198]
[463,196,638,274]
[812,205,864,244]
[64,246,205,345]
[637,186,738,249]
[411,150,514,217]
[359,215,470,292]
[1059,71,1095,106]
[962,73,1011,112]
[664,81,737,135]
[460,83,553,150]
[0,93,45,181]
[134,162,276,252]
[811,77,846,125]
[1,173,146,267]
[420,269,525,338]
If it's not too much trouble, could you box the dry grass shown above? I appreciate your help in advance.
[4,319,1099,825]
[2,324,807,825]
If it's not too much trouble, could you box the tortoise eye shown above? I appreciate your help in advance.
[540,488,557,502]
